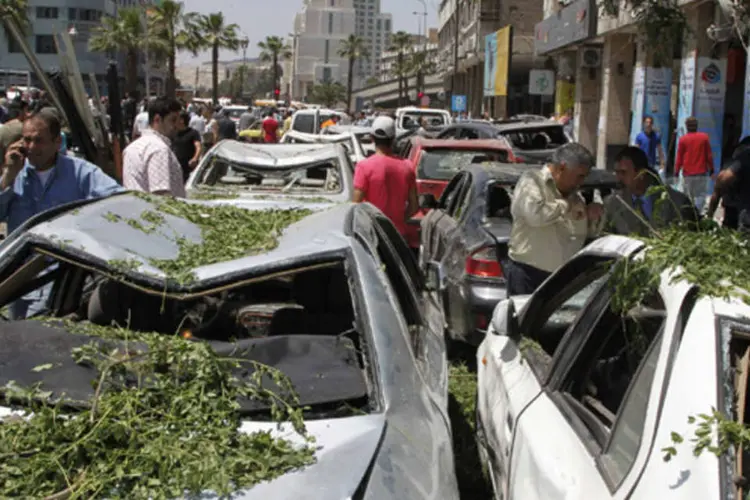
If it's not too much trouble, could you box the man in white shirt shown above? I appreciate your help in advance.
[132,103,150,141]
[506,143,603,296]
[189,106,206,136]
[122,97,185,197]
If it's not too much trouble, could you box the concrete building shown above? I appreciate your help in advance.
[438,0,544,117]
[534,0,744,171]
[291,0,356,99]
[0,0,117,94]
[378,28,438,83]
[353,0,392,81]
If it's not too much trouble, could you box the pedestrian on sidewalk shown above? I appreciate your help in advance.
[603,146,697,237]
[675,116,713,212]
[352,115,419,256]
[506,143,603,296]
[633,116,665,173]
[122,96,185,197]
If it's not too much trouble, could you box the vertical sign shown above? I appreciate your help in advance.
[676,56,696,143]
[694,57,727,172]
[644,67,673,158]
[629,65,645,145]
[494,26,512,97]
[483,32,497,97]
[743,54,750,140]
[554,80,575,116]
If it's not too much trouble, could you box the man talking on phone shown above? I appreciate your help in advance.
[0,108,122,318]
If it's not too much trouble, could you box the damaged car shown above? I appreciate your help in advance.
[185,141,354,204]
[477,232,750,500]
[281,128,368,164]
[0,193,459,499]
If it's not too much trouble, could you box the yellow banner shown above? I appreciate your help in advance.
[555,80,575,116]
[494,26,511,97]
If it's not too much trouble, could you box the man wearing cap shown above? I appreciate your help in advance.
[352,116,418,254]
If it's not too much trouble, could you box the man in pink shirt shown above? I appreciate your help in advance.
[353,116,418,253]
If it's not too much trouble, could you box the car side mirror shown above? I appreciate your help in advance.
[419,193,438,210]
[424,260,447,292]
[491,299,519,338]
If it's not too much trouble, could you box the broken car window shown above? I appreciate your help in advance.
[418,149,509,181]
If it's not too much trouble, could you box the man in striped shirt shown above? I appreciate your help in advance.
[122,97,185,197]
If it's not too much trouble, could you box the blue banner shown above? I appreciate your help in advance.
[629,66,645,145]
[452,95,467,113]
[643,67,672,159]
[694,57,726,172]
[676,56,696,144]
[483,32,497,97]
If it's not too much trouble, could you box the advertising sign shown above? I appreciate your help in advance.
[694,57,727,172]
[554,80,575,116]
[676,56,696,143]
[451,95,467,113]
[529,70,555,96]
[494,26,512,97]
[643,67,672,158]
[484,32,497,97]
[629,65,645,146]
[534,0,597,55]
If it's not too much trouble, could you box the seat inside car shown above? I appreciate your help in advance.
[487,185,512,218]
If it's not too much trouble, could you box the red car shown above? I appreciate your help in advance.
[402,137,517,247]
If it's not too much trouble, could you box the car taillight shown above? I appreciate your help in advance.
[465,246,503,278]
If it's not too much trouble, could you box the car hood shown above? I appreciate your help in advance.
[193,195,338,210]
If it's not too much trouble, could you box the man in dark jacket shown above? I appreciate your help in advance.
[603,146,699,236]
[212,109,237,142]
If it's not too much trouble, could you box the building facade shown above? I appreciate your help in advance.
[353,0,392,82]
[379,41,439,84]
[291,0,356,99]
[438,0,544,117]
[0,0,117,94]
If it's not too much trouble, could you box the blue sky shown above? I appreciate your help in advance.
[178,0,439,63]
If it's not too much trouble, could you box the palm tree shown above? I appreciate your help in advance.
[309,81,346,108]
[258,35,292,97]
[337,34,369,114]
[149,0,201,98]
[197,12,240,104]
[389,31,412,106]
[90,8,161,94]
[0,0,29,29]
[409,51,436,102]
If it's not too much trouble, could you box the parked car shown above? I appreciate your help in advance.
[238,119,285,143]
[322,124,376,156]
[290,108,350,134]
[282,129,367,164]
[222,105,247,123]
[436,121,512,141]
[396,106,452,133]
[0,193,459,499]
[476,233,748,500]
[420,163,616,344]
[185,141,354,204]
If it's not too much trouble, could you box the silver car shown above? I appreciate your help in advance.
[282,129,368,163]
[0,193,458,499]
[186,140,355,204]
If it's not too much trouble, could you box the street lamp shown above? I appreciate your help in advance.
[239,36,249,100]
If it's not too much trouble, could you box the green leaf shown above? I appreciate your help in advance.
[31,363,54,372]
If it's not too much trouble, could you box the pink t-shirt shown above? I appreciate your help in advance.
[354,154,416,236]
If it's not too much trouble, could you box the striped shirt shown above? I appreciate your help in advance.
[122,129,186,197]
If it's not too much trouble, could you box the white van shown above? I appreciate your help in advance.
[290,109,350,134]
[395,106,451,132]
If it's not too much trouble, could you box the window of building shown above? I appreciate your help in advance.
[68,8,76,20]
[377,19,381,29]
[328,12,333,34]
[385,19,391,31]
[324,39,330,63]
[322,67,332,83]
[36,7,59,19]
[35,35,56,54]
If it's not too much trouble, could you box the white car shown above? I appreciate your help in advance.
[477,234,749,500]
[395,106,451,133]
[282,129,367,164]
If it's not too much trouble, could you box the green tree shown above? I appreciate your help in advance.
[409,51,436,101]
[0,0,29,29]
[258,35,292,96]
[309,81,346,108]
[90,8,164,94]
[337,34,369,114]
[389,31,412,106]
[197,12,240,104]
[149,0,201,98]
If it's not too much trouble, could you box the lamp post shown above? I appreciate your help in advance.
[239,36,249,100]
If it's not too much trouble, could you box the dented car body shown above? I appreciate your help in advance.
[477,234,750,500]
[0,193,459,499]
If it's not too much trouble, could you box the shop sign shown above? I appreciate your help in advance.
[534,0,597,55]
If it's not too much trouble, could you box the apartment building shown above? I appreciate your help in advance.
[353,0,392,81]
[291,0,356,99]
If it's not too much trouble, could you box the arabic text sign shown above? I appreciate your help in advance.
[693,57,726,172]
[644,67,672,157]
[675,56,695,143]
[629,66,645,145]
[529,70,554,96]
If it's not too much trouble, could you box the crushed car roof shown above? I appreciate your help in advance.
[210,140,345,167]
[18,193,354,288]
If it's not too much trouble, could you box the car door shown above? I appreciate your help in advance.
[479,254,616,500]
[505,267,695,499]
[420,173,464,267]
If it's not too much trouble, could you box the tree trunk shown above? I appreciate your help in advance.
[212,42,219,105]
[346,57,354,114]
[126,49,138,94]
[397,52,403,106]
[166,44,176,98]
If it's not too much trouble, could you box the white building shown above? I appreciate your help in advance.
[353,0,392,82]
[291,0,356,99]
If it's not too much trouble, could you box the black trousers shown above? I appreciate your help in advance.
[724,205,739,230]
[505,259,552,297]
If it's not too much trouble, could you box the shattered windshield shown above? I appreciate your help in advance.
[499,125,569,150]
[196,157,343,194]
[402,112,449,129]
[418,148,509,181]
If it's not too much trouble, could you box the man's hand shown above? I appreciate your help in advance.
[1,140,25,189]
[586,203,604,221]
[570,202,586,221]
[188,158,199,170]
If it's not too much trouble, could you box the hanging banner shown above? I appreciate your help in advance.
[483,32,497,97]
[494,26,512,97]
[644,67,672,159]
[694,57,727,172]
[675,56,696,142]
[743,54,750,140]
[554,80,575,116]
[629,65,645,145]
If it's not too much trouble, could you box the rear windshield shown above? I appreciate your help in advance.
[499,125,568,150]
[401,112,449,130]
[196,158,343,194]
[293,114,315,134]
[417,148,509,181]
